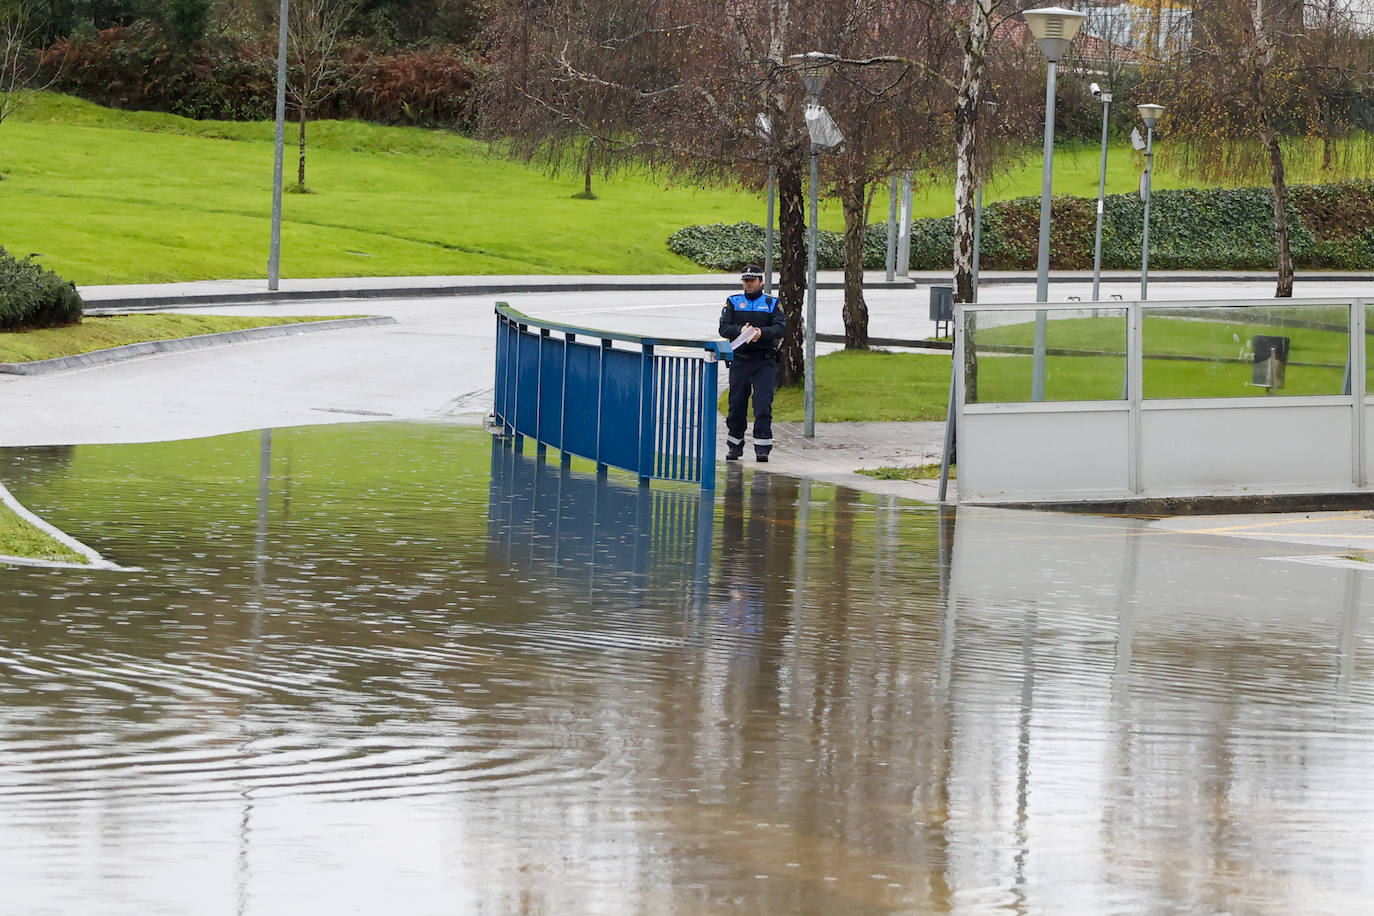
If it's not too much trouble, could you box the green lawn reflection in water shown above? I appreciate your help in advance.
[2,423,1374,913]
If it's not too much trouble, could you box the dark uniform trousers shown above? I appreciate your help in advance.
[727,357,776,456]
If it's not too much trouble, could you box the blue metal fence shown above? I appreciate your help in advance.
[493,302,728,489]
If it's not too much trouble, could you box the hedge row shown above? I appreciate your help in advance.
[0,249,84,331]
[667,181,1374,272]
[44,25,483,127]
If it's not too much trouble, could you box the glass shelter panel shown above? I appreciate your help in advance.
[963,307,1127,404]
[1141,304,1351,400]
[1365,303,1374,398]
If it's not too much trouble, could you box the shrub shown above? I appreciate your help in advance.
[45,25,273,121]
[0,248,84,331]
[667,221,885,271]
[43,26,484,127]
[340,46,484,128]
[669,181,1374,273]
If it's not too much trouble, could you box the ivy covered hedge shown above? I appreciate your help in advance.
[0,249,84,331]
[667,181,1374,272]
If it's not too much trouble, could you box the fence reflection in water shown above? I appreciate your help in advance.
[487,437,715,602]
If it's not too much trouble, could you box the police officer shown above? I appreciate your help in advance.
[719,264,787,461]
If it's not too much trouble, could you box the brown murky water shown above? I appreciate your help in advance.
[2,424,1374,914]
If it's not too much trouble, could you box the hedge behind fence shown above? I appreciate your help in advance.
[667,181,1374,272]
[44,25,483,127]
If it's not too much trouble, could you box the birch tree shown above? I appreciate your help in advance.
[944,0,1042,304]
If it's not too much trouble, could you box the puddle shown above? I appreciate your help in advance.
[2,423,1373,913]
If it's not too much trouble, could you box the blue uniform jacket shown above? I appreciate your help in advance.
[719,292,787,360]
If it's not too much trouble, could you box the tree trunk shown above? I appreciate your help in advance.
[297,107,307,189]
[1321,98,1334,172]
[776,154,807,387]
[1261,112,1294,297]
[584,142,594,197]
[840,177,869,349]
[952,0,992,304]
[1248,0,1292,297]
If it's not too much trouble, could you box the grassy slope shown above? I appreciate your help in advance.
[0,314,350,362]
[7,93,1360,285]
[1,94,766,282]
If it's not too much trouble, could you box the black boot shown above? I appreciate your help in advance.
[726,442,744,461]
[755,448,770,463]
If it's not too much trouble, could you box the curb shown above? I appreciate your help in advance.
[0,481,136,571]
[0,316,398,376]
[77,271,1374,312]
[80,279,919,311]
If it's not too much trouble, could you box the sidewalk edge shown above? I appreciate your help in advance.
[0,316,397,376]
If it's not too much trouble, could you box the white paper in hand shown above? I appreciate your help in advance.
[730,329,755,349]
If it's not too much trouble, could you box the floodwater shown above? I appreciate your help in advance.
[2,423,1374,915]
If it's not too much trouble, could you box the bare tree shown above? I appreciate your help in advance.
[1146,0,1372,297]
[480,0,673,189]
[483,0,826,385]
[1298,0,1374,174]
[1,0,61,135]
[286,0,358,191]
[822,15,954,348]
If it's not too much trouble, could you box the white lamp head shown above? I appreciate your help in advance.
[1023,7,1087,63]
[1137,103,1165,128]
[788,51,840,98]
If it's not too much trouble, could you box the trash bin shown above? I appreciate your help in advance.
[1252,334,1289,389]
[928,285,954,322]
[929,284,954,339]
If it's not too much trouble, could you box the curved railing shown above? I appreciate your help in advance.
[493,302,729,489]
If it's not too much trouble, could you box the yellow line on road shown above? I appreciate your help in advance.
[1181,513,1368,535]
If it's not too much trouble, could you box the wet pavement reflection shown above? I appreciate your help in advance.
[2,423,1374,914]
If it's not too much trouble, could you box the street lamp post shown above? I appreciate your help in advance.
[1090,82,1112,301]
[756,113,776,296]
[267,0,289,291]
[972,98,999,303]
[789,51,842,439]
[1023,6,1085,401]
[765,166,776,295]
[1137,103,1164,300]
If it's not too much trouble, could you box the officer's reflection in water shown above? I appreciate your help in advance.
[718,468,798,681]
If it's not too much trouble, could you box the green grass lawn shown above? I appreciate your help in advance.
[4,92,1364,285]
[0,501,86,564]
[726,350,953,422]
[0,314,351,362]
[857,463,952,480]
[0,94,774,283]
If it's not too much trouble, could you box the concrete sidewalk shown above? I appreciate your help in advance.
[722,421,952,502]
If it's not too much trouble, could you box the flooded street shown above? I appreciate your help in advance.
[3,423,1374,914]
